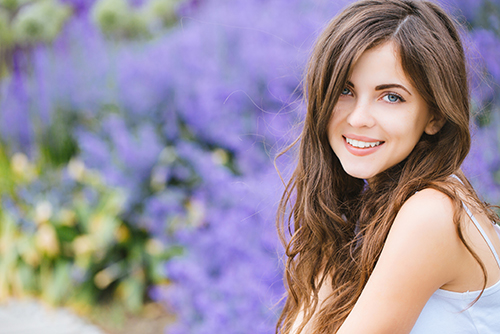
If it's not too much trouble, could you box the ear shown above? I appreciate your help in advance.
[424,114,446,135]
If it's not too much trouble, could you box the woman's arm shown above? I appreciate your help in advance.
[336,189,466,334]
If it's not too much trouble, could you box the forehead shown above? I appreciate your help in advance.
[348,42,411,88]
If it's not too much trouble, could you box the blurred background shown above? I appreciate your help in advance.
[0,0,498,333]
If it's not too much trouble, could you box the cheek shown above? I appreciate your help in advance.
[389,116,427,149]
[326,112,336,136]
[326,116,342,152]
[383,110,424,134]
[327,108,345,134]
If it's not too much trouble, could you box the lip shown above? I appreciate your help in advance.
[343,135,384,156]
[344,134,382,142]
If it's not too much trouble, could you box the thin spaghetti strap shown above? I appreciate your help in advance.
[450,174,500,268]
[462,203,500,268]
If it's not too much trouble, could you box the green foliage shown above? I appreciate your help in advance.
[0,8,12,47]
[11,0,72,44]
[91,0,183,39]
[478,0,500,36]
[0,0,184,78]
[39,108,79,167]
[141,0,182,31]
[0,0,32,12]
[0,148,176,314]
[0,0,71,78]
[91,0,136,37]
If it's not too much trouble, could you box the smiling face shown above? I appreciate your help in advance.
[328,42,442,182]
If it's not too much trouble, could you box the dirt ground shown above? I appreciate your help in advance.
[89,302,175,334]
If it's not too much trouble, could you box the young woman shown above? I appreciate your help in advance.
[276,0,500,333]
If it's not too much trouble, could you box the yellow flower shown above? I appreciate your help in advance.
[115,224,130,243]
[34,201,53,225]
[72,235,95,256]
[67,158,86,181]
[145,238,164,256]
[58,208,76,227]
[35,223,59,257]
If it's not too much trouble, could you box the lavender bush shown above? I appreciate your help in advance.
[0,0,499,333]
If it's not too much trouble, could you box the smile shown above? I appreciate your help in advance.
[345,137,383,149]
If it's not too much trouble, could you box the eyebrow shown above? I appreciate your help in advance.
[346,81,412,96]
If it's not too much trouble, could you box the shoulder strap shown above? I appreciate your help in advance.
[462,204,500,268]
[450,174,500,267]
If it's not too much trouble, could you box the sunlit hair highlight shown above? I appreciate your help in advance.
[276,1,499,333]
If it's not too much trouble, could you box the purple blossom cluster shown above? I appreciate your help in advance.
[463,28,500,204]
[440,0,483,22]
[0,0,499,333]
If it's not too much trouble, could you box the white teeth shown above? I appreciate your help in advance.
[345,137,381,149]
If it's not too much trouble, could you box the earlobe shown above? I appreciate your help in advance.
[424,116,446,135]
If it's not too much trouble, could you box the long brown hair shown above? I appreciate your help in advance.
[276,1,499,333]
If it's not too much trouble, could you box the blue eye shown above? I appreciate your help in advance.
[383,93,403,103]
[341,87,352,95]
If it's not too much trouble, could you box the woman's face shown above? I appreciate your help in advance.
[328,42,439,181]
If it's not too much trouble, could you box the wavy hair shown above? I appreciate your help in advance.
[276,1,499,333]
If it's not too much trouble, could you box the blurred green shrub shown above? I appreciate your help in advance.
[91,0,182,39]
[11,0,72,44]
[0,0,71,46]
[0,0,182,77]
[0,146,179,313]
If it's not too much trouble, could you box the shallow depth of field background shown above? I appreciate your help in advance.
[0,0,499,333]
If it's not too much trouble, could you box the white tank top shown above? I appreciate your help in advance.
[410,203,500,334]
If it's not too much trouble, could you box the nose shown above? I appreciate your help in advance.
[346,100,375,128]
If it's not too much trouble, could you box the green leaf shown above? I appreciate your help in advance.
[11,0,72,44]
[119,276,144,313]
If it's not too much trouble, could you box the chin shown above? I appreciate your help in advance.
[342,168,378,180]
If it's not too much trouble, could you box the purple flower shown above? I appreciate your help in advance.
[3,1,500,333]
[471,29,500,87]
[438,0,483,22]
[464,120,500,203]
[0,73,34,152]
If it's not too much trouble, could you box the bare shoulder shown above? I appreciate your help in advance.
[391,188,457,239]
[382,187,464,288]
